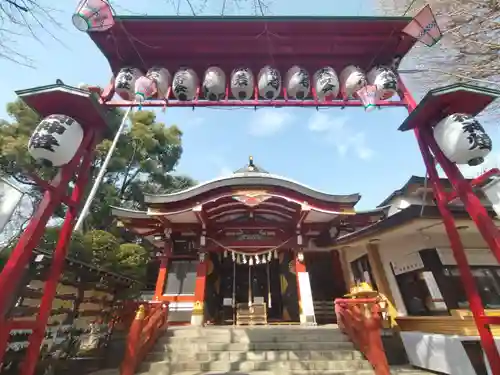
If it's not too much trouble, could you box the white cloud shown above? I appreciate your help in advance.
[248,109,294,137]
[307,112,374,161]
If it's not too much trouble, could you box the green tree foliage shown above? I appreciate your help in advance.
[0,99,196,230]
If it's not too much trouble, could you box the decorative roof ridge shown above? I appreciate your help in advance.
[143,172,360,202]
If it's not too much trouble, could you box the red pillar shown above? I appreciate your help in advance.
[295,252,306,323]
[20,129,98,375]
[0,131,95,317]
[154,241,171,301]
[154,258,168,301]
[399,78,500,374]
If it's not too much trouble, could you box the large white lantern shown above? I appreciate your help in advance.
[285,66,310,100]
[433,113,492,166]
[146,67,171,99]
[203,67,226,101]
[367,66,398,100]
[230,68,254,100]
[172,68,199,101]
[339,65,367,99]
[313,67,340,101]
[28,114,84,167]
[115,67,143,100]
[257,66,281,100]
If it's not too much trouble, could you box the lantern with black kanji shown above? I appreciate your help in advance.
[313,67,339,101]
[146,67,171,99]
[367,66,398,100]
[115,67,143,100]
[257,66,281,100]
[203,67,226,101]
[285,66,310,100]
[172,68,199,101]
[433,114,492,166]
[230,68,254,100]
[339,65,367,99]
[28,115,84,167]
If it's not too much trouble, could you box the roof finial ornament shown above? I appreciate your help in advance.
[248,155,255,171]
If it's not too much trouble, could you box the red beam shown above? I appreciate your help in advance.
[445,168,500,204]
[104,99,406,108]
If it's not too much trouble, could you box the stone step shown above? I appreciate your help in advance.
[160,340,356,352]
[147,349,365,362]
[165,325,341,336]
[138,359,373,374]
[161,332,350,344]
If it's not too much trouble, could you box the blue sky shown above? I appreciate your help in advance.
[0,0,498,210]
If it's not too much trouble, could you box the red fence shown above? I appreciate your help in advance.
[335,298,390,375]
[120,302,169,375]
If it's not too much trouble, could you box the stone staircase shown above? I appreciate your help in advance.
[131,325,433,375]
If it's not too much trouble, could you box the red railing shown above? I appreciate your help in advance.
[120,302,169,375]
[334,298,390,375]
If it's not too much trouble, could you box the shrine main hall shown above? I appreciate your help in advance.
[112,157,388,325]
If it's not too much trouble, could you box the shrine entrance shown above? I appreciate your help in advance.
[204,251,299,325]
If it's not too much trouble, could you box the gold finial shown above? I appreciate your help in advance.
[135,305,146,320]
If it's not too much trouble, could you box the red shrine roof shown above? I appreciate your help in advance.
[399,84,500,132]
[15,83,111,133]
[111,158,389,248]
[90,15,416,77]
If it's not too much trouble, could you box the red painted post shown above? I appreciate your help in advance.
[0,132,95,316]
[19,129,98,375]
[399,78,500,374]
[423,130,500,264]
[121,305,146,375]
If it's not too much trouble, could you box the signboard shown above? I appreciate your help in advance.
[0,178,23,235]
[224,229,276,241]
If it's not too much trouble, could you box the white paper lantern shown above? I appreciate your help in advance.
[339,65,367,99]
[367,66,398,100]
[146,67,171,99]
[433,113,492,166]
[258,66,281,100]
[285,66,310,100]
[313,67,340,101]
[230,68,254,100]
[203,67,226,101]
[115,67,143,100]
[172,68,199,101]
[28,114,84,167]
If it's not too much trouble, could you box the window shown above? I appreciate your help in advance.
[443,266,500,309]
[164,260,197,296]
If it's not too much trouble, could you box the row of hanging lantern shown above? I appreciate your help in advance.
[25,111,493,169]
[114,64,398,109]
[223,249,279,266]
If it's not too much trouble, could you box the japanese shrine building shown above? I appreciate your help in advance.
[112,157,388,325]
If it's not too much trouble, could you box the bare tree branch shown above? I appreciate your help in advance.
[0,0,65,67]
